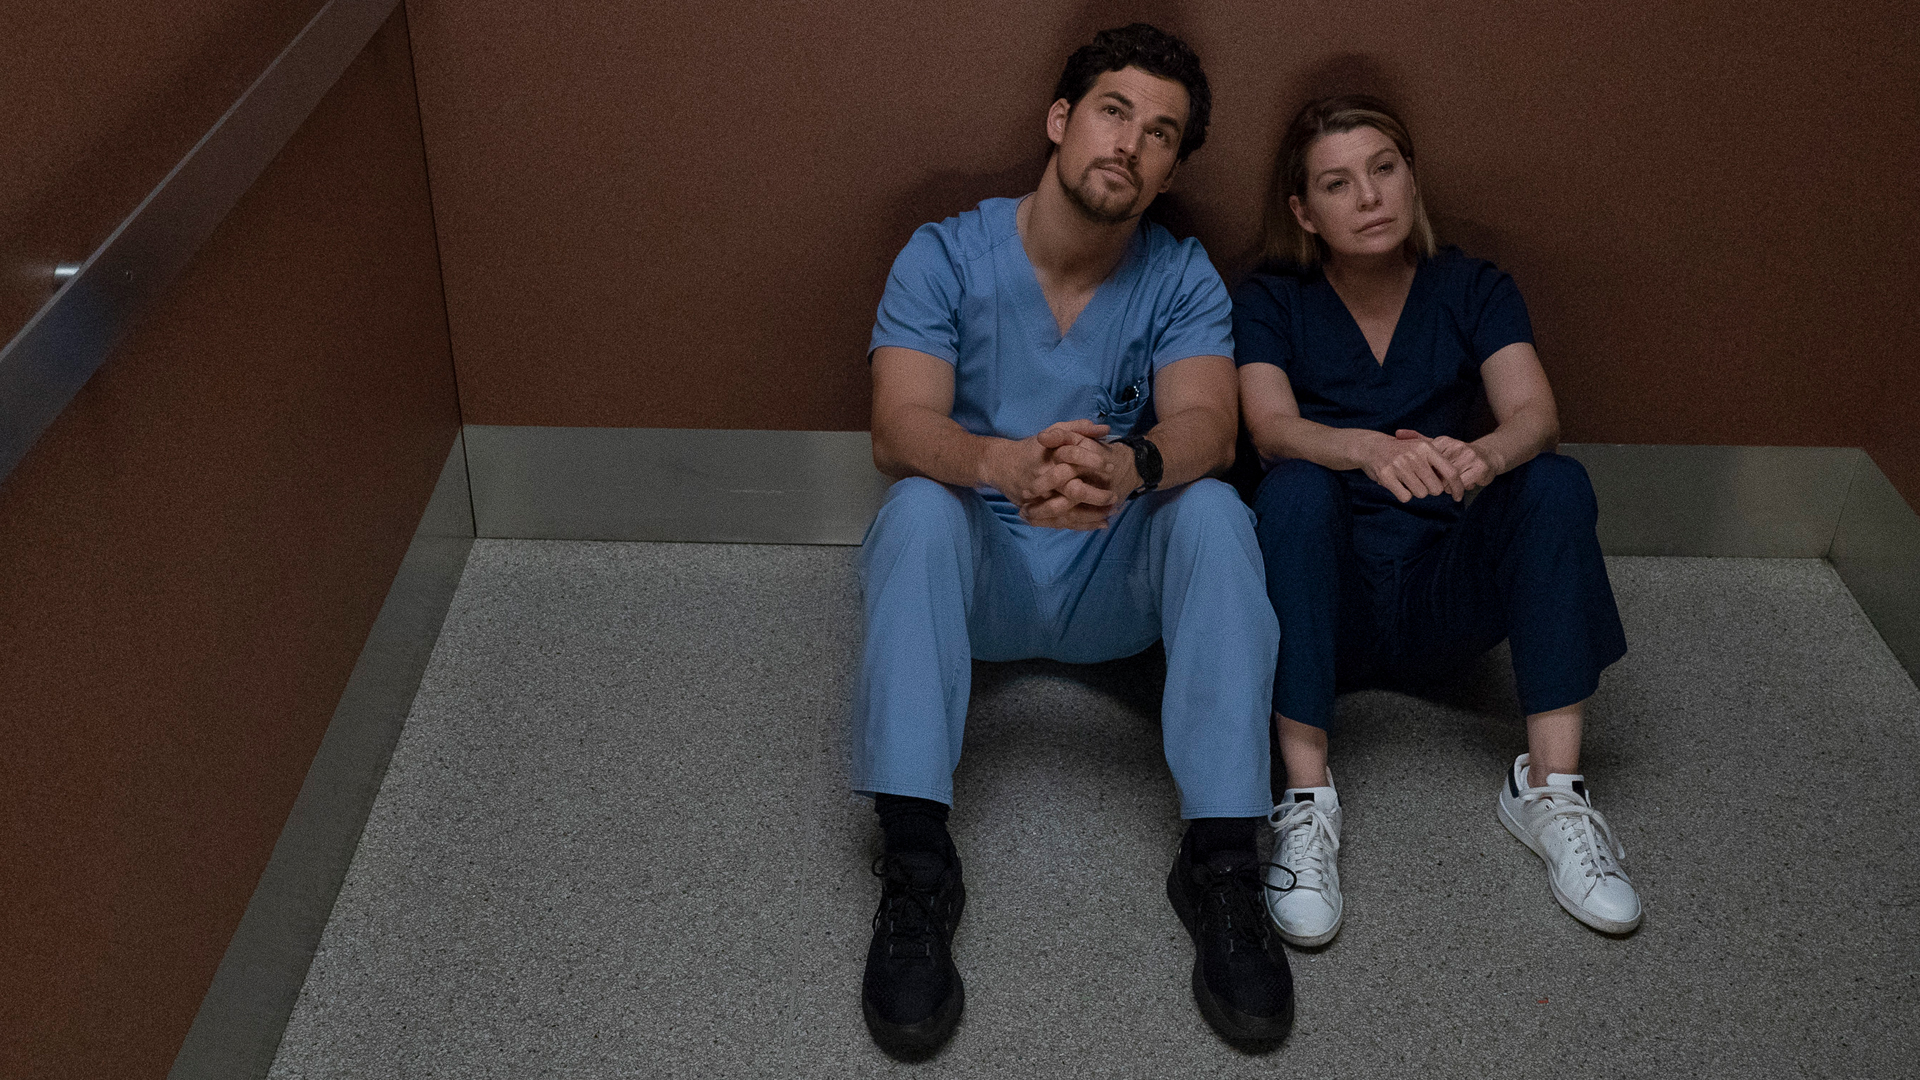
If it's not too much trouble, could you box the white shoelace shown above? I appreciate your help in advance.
[1267,800,1339,891]
[1519,788,1628,880]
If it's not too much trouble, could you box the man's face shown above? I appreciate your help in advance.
[1046,66,1189,225]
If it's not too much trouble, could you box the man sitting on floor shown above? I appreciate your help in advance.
[853,23,1290,1057]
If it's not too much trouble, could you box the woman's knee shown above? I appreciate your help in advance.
[1253,458,1345,537]
[1256,458,1342,510]
[1506,453,1598,525]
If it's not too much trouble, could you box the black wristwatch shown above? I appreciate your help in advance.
[1116,434,1163,498]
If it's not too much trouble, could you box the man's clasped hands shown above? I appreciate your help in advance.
[985,420,1135,531]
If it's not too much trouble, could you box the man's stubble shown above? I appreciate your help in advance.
[1057,156,1145,226]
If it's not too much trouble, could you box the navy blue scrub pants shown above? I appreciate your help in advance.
[1253,452,1627,731]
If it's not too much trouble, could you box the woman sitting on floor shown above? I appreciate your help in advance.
[1233,95,1643,942]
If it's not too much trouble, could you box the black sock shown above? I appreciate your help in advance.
[875,793,952,857]
[1186,816,1257,861]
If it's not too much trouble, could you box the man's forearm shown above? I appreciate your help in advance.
[872,405,1006,489]
[1141,403,1237,489]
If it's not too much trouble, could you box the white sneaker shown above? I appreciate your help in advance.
[1496,753,1643,934]
[1264,773,1343,946]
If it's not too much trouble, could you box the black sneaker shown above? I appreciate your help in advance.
[1166,834,1295,1051]
[862,845,966,1060]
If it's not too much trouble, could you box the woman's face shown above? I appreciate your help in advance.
[1289,125,1417,263]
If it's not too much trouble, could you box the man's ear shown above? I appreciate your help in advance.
[1289,193,1318,236]
[1046,98,1071,147]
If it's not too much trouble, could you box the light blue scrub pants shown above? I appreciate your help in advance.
[852,476,1278,819]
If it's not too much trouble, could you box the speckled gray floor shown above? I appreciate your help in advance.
[268,546,1920,1079]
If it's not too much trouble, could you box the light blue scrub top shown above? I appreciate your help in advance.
[868,196,1234,577]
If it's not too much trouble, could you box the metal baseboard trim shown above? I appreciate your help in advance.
[168,430,473,1079]
[461,429,1884,554]
[464,424,891,544]
[1832,453,1920,683]
[1557,443,1861,558]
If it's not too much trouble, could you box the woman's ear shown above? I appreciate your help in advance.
[1289,193,1318,236]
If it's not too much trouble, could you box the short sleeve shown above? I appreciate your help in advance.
[1230,276,1293,371]
[869,223,963,364]
[1466,261,1534,363]
[1148,240,1235,370]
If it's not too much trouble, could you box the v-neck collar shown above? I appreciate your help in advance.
[1003,197,1144,353]
[1319,258,1430,369]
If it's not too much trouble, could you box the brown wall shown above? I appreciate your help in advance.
[0,0,330,343]
[0,3,1908,1069]
[0,10,459,1078]
[407,0,1920,503]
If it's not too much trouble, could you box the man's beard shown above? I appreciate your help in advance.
[1060,159,1141,225]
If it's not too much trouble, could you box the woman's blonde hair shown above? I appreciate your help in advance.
[1260,94,1438,268]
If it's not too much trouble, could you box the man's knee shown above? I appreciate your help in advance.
[1162,477,1254,537]
[1175,476,1245,513]
[869,476,970,546]
[1505,452,1598,527]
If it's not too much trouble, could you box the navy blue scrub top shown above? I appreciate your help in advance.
[1232,246,1534,583]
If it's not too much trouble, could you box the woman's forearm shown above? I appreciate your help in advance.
[1251,413,1393,472]
[1470,394,1559,477]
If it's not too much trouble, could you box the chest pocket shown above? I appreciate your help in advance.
[1094,370,1152,437]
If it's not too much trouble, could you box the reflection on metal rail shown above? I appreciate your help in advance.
[0,0,401,487]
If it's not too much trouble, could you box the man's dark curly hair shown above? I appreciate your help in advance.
[1052,23,1212,161]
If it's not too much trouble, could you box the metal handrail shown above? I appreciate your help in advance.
[0,0,402,487]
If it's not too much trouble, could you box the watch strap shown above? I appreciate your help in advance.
[1116,434,1162,498]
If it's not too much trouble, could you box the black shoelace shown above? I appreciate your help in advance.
[1194,859,1275,953]
[871,854,950,960]
[1265,862,1299,892]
